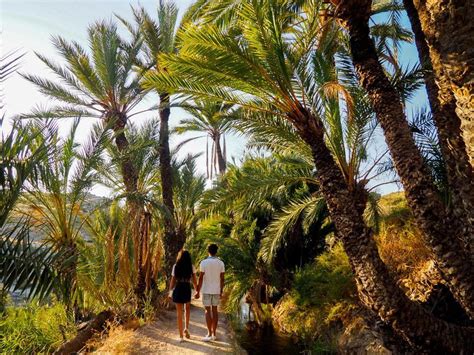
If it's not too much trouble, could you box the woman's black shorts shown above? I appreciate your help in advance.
[172,281,192,304]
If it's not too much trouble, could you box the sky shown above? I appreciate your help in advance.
[1,0,428,196]
[2,0,248,196]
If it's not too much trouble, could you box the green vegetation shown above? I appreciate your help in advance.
[273,243,356,345]
[0,302,76,353]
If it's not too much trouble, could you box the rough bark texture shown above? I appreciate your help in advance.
[404,0,474,260]
[113,114,147,300]
[159,94,183,279]
[214,132,227,174]
[54,310,114,354]
[412,0,474,168]
[288,107,474,352]
[332,0,474,319]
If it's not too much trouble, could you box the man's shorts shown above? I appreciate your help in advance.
[202,293,220,307]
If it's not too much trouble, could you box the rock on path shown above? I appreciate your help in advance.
[95,300,244,354]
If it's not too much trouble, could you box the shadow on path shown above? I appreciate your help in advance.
[96,300,243,354]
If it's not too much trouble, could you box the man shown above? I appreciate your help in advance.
[195,243,225,342]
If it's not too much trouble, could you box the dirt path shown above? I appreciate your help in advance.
[95,300,244,354]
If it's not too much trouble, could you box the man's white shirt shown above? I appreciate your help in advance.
[199,257,225,295]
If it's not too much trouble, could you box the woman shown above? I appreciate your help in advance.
[169,249,197,342]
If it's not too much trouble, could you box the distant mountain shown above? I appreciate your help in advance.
[82,193,112,213]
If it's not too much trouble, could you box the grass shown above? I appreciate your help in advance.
[0,301,76,353]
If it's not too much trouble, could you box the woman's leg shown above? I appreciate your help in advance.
[176,303,184,338]
[185,302,191,330]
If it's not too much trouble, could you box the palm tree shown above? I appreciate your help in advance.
[402,0,474,260]
[118,2,182,277]
[20,21,155,299]
[79,201,141,310]
[143,1,473,350]
[0,50,40,224]
[175,99,237,177]
[6,119,107,310]
[327,0,474,319]
[0,52,62,305]
[0,119,47,226]
[96,122,205,292]
[0,120,57,304]
[409,0,474,167]
[169,155,206,243]
[201,154,333,267]
[96,120,163,295]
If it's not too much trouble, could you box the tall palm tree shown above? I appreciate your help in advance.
[96,122,205,292]
[119,2,182,277]
[96,120,162,295]
[327,0,474,318]
[20,21,153,299]
[402,0,474,260]
[143,1,473,350]
[175,99,237,177]
[409,0,474,167]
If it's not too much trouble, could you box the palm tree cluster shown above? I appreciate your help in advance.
[1,0,473,352]
[145,0,474,351]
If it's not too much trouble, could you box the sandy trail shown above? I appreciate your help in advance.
[95,300,243,354]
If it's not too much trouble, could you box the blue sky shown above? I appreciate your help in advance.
[2,0,247,195]
[2,1,427,196]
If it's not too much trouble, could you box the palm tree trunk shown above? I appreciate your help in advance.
[214,133,227,175]
[113,115,147,300]
[411,0,474,167]
[332,0,474,318]
[290,108,474,352]
[403,0,474,260]
[159,94,183,279]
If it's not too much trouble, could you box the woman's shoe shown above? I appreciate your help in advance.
[178,337,184,343]
[184,329,191,339]
[202,334,212,342]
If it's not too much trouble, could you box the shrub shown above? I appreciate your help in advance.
[292,242,355,308]
[272,243,356,349]
[376,193,439,302]
[0,302,76,353]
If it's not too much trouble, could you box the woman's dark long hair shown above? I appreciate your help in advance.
[174,250,193,279]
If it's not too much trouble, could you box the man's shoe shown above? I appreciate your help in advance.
[211,335,217,341]
[202,335,212,342]
[178,337,184,343]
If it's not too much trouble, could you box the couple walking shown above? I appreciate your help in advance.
[168,243,225,343]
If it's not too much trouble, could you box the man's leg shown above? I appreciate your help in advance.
[204,306,213,336]
[211,305,218,336]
